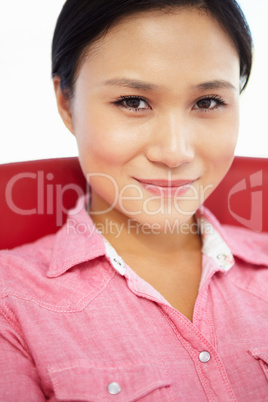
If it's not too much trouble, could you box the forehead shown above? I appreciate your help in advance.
[77,8,239,92]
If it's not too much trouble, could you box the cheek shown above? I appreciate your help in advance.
[214,118,239,163]
[74,107,144,171]
[207,130,238,163]
[199,113,240,190]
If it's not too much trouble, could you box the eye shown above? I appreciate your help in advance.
[114,95,150,112]
[194,95,226,111]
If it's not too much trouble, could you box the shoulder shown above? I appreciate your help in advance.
[0,224,111,312]
[0,234,56,299]
[222,225,268,302]
[223,224,268,264]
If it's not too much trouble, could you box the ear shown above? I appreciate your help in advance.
[53,76,75,135]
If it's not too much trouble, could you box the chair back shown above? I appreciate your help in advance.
[0,156,267,249]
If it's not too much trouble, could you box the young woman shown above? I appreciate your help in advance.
[0,0,267,400]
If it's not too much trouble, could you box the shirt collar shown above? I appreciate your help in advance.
[47,196,106,278]
[47,195,268,278]
[196,209,235,272]
[197,205,268,268]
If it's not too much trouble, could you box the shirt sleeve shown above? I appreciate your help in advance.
[0,307,46,402]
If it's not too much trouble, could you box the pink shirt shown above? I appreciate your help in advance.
[0,195,268,401]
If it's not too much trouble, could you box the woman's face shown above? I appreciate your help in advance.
[57,7,240,229]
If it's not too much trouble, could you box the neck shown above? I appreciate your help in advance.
[89,195,202,262]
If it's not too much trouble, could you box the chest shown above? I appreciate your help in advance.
[23,270,268,401]
[123,253,203,321]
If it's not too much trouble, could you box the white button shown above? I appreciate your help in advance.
[199,351,211,363]
[104,241,126,275]
[111,257,126,275]
[108,382,121,395]
[113,257,122,266]
[217,253,227,261]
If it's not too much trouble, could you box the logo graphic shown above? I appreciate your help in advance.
[228,170,263,232]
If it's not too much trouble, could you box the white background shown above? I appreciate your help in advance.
[0,0,267,164]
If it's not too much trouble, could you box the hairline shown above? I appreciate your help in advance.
[68,4,212,99]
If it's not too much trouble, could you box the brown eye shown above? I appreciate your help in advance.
[124,98,142,108]
[196,99,214,109]
[116,96,149,111]
[193,96,226,112]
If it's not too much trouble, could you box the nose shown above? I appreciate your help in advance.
[145,112,195,168]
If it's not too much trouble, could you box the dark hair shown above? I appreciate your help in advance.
[52,0,253,98]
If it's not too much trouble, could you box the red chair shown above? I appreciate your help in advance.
[0,156,267,250]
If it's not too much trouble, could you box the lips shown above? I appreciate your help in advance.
[135,178,196,187]
[133,177,198,197]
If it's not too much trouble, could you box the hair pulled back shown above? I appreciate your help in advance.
[52,0,253,97]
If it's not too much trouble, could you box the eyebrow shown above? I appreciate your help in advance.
[99,78,237,92]
[99,78,160,91]
[193,80,237,91]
